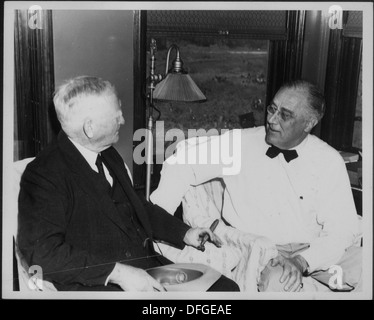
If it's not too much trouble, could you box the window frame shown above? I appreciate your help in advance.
[132,10,306,190]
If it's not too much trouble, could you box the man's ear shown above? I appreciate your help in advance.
[304,118,318,133]
[83,119,94,139]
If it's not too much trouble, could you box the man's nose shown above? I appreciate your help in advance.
[118,114,125,125]
[268,111,280,124]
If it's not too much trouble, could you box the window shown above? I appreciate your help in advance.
[146,36,269,158]
[132,10,305,189]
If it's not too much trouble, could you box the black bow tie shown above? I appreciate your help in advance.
[266,145,298,163]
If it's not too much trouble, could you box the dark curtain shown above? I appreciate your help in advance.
[321,12,362,151]
[266,11,306,106]
[14,9,57,160]
[132,11,148,189]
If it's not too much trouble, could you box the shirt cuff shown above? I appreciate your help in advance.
[294,254,310,275]
[104,264,117,286]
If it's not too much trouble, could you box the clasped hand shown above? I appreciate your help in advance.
[270,254,306,292]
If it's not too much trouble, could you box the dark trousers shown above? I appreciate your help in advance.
[207,275,240,292]
[68,274,239,292]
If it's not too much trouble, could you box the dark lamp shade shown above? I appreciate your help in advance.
[153,73,206,102]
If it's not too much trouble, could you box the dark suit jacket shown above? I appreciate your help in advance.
[18,131,190,291]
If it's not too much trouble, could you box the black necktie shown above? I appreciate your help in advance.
[266,145,298,163]
[95,154,107,179]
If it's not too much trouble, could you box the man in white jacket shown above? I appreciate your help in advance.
[151,80,362,292]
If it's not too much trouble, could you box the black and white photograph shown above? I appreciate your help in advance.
[2,1,373,304]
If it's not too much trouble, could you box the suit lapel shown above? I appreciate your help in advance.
[57,132,130,234]
[101,148,153,238]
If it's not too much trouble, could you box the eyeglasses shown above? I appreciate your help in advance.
[267,104,294,122]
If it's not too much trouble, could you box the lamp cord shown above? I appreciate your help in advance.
[152,104,161,121]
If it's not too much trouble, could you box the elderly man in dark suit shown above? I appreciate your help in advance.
[17,76,239,292]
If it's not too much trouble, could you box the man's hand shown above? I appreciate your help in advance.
[270,254,308,292]
[108,263,166,292]
[183,227,222,251]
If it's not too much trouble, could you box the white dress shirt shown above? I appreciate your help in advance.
[151,127,360,272]
[69,138,113,186]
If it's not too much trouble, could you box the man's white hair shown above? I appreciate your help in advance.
[280,80,325,122]
[53,76,118,135]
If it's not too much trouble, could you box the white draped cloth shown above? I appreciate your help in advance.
[154,178,278,292]
[151,127,361,291]
[152,133,278,292]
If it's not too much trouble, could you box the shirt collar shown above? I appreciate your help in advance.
[290,134,309,155]
[68,138,99,172]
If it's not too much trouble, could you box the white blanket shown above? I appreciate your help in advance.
[153,177,278,292]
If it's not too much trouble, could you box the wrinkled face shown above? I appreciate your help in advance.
[79,93,125,151]
[265,88,313,150]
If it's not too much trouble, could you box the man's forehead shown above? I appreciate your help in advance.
[273,88,307,111]
[76,93,119,106]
